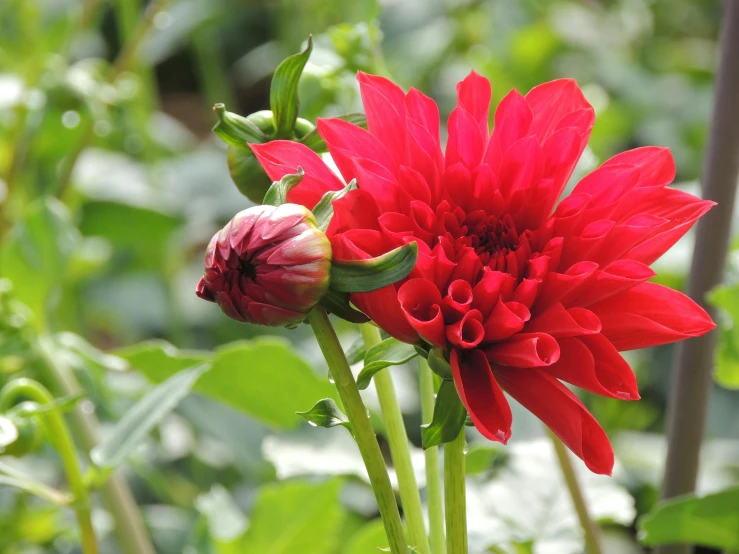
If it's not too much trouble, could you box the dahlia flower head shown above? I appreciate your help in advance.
[251,71,715,475]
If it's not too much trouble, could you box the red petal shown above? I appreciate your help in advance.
[456,70,492,135]
[398,278,447,347]
[525,79,593,143]
[544,335,639,400]
[483,298,530,342]
[451,349,512,443]
[526,303,601,337]
[589,282,715,350]
[446,310,485,349]
[249,141,344,208]
[493,365,615,475]
[485,89,533,170]
[601,146,676,188]
[326,189,381,237]
[351,287,420,344]
[486,332,560,367]
[571,259,655,307]
[446,106,486,169]
[358,72,407,168]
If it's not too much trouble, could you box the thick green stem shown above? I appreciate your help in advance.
[36,336,156,554]
[308,309,408,554]
[547,429,603,554]
[0,379,98,554]
[444,427,466,554]
[360,324,431,554]
[419,358,446,554]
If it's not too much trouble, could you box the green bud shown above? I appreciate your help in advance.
[212,104,267,148]
[226,145,273,204]
[0,403,44,457]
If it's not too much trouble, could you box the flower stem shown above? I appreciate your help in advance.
[0,379,98,554]
[419,357,446,554]
[546,429,603,554]
[360,324,431,554]
[444,426,466,554]
[308,308,408,554]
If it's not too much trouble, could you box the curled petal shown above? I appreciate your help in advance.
[486,332,560,368]
[452,349,512,443]
[446,310,485,349]
[483,298,530,342]
[493,366,615,475]
[398,278,447,347]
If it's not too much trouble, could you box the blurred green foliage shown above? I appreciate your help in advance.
[0,0,737,553]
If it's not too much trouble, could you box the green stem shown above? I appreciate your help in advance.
[360,324,431,554]
[546,429,603,554]
[419,358,446,554]
[36,336,156,554]
[307,308,408,554]
[0,379,98,554]
[444,426,466,554]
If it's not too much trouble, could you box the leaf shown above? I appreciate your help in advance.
[330,242,418,293]
[118,338,338,429]
[356,337,418,390]
[345,336,366,366]
[311,180,357,232]
[421,379,466,449]
[345,519,390,554]
[91,364,208,468]
[240,478,345,554]
[300,113,367,152]
[426,348,452,380]
[0,462,71,505]
[708,284,739,389]
[638,487,739,550]
[319,290,370,324]
[270,36,313,138]
[212,104,268,147]
[297,398,350,429]
[0,198,79,323]
[262,168,305,206]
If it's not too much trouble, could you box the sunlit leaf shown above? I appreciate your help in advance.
[270,36,312,138]
[297,398,350,429]
[421,379,466,449]
[312,180,357,232]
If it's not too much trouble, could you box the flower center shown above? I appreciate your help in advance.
[463,211,520,267]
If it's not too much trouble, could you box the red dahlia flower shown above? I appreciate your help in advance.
[250,71,715,474]
[196,204,331,327]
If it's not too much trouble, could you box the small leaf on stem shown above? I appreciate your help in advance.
[421,379,466,449]
[270,36,313,139]
[356,337,418,390]
[297,398,351,430]
[262,168,305,206]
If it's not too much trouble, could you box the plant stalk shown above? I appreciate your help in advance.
[308,308,408,554]
[360,324,431,554]
[547,429,603,554]
[658,3,739,554]
[0,379,98,554]
[443,426,466,554]
[36,336,156,554]
[419,357,446,554]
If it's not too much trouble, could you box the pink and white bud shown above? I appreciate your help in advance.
[196,204,331,327]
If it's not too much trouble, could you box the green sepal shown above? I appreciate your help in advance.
[297,398,351,430]
[312,180,357,232]
[356,337,418,390]
[300,113,368,152]
[329,242,418,293]
[270,36,313,139]
[0,403,44,458]
[262,168,305,207]
[319,291,370,324]
[212,104,268,148]
[426,347,452,380]
[421,379,467,449]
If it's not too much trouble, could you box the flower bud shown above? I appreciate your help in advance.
[0,404,44,458]
[196,204,332,327]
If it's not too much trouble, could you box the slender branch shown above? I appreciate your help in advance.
[360,324,431,554]
[36,336,156,554]
[308,309,408,554]
[658,4,739,554]
[546,429,603,554]
[419,357,446,554]
[443,426,466,554]
[0,379,98,554]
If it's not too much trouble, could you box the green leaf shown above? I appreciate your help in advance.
[345,336,366,366]
[426,348,452,380]
[270,36,313,138]
[312,180,357,232]
[212,104,268,147]
[345,519,390,554]
[356,337,418,390]
[240,478,345,554]
[262,169,304,206]
[91,364,208,468]
[421,379,466,449]
[300,113,367,152]
[118,338,338,429]
[0,198,79,324]
[319,290,370,324]
[638,487,739,550]
[330,242,418,293]
[0,461,71,505]
[297,398,350,429]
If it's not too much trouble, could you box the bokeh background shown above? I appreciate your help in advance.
[1,0,737,552]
